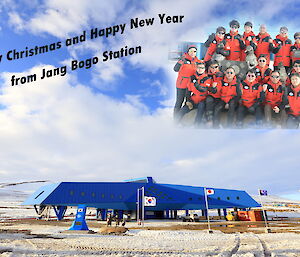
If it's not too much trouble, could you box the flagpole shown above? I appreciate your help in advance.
[142,186,145,227]
[137,188,140,225]
[204,187,212,233]
[258,189,270,233]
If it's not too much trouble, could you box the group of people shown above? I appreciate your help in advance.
[173,20,300,129]
[106,213,126,227]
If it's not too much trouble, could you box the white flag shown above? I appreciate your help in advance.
[144,196,156,206]
[206,189,214,195]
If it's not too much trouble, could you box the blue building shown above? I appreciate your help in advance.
[23,177,260,221]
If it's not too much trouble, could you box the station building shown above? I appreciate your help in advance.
[23,177,260,221]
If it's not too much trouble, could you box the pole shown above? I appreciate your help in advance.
[258,189,270,233]
[204,187,212,233]
[137,188,140,225]
[142,186,145,227]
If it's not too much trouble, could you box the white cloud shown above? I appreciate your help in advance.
[1,66,300,198]
[8,12,25,31]
[1,1,300,201]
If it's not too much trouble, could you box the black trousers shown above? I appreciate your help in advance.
[214,98,238,128]
[286,114,300,129]
[236,104,263,127]
[178,101,206,125]
[206,96,221,122]
[174,88,187,120]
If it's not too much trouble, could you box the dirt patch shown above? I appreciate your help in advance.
[99,226,128,234]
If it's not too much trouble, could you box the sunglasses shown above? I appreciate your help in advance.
[271,75,280,78]
[211,65,219,69]
[197,66,205,69]
[226,71,234,74]
[217,32,225,35]
[190,50,197,53]
[259,59,266,62]
[280,31,287,34]
[247,74,255,78]
[295,37,300,40]
[231,26,238,29]
[294,65,300,67]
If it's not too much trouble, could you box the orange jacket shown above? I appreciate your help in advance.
[255,65,271,85]
[273,34,292,67]
[188,72,212,104]
[240,80,263,108]
[263,81,285,109]
[174,53,200,89]
[286,85,300,116]
[255,33,273,64]
[204,36,228,62]
[207,71,223,98]
[241,31,257,61]
[225,31,245,61]
[220,77,240,103]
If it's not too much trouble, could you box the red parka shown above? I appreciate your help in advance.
[263,81,285,109]
[240,80,263,108]
[255,33,273,64]
[255,65,272,85]
[174,53,200,89]
[273,34,292,67]
[220,77,240,103]
[225,31,245,61]
[241,31,257,61]
[188,73,212,104]
[286,85,300,116]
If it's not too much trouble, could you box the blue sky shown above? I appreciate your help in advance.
[0,0,300,200]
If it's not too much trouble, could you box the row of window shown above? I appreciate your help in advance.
[69,190,123,199]
[68,190,240,201]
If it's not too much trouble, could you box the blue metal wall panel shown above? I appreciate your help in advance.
[23,179,260,210]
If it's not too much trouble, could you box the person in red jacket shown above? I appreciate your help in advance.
[255,54,272,85]
[286,73,300,128]
[241,21,257,61]
[214,67,241,128]
[205,60,223,127]
[286,60,300,85]
[225,20,245,61]
[290,32,300,64]
[255,24,274,65]
[204,27,230,64]
[178,61,213,126]
[236,69,264,128]
[173,45,201,120]
[262,70,287,128]
[273,27,292,72]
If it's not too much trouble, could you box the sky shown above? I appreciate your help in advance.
[0,0,299,200]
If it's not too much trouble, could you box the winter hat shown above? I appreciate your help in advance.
[229,20,240,28]
[244,21,253,28]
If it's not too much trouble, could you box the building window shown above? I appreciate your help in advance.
[81,192,85,196]
[69,191,74,196]
[91,192,96,197]
[189,197,192,201]
[217,197,221,200]
[119,195,123,199]
[101,194,105,198]
[236,196,240,200]
[227,196,230,200]
[110,194,114,199]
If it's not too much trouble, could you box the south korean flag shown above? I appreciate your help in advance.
[144,196,156,206]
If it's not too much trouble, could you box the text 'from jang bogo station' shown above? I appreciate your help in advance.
[9,13,184,86]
